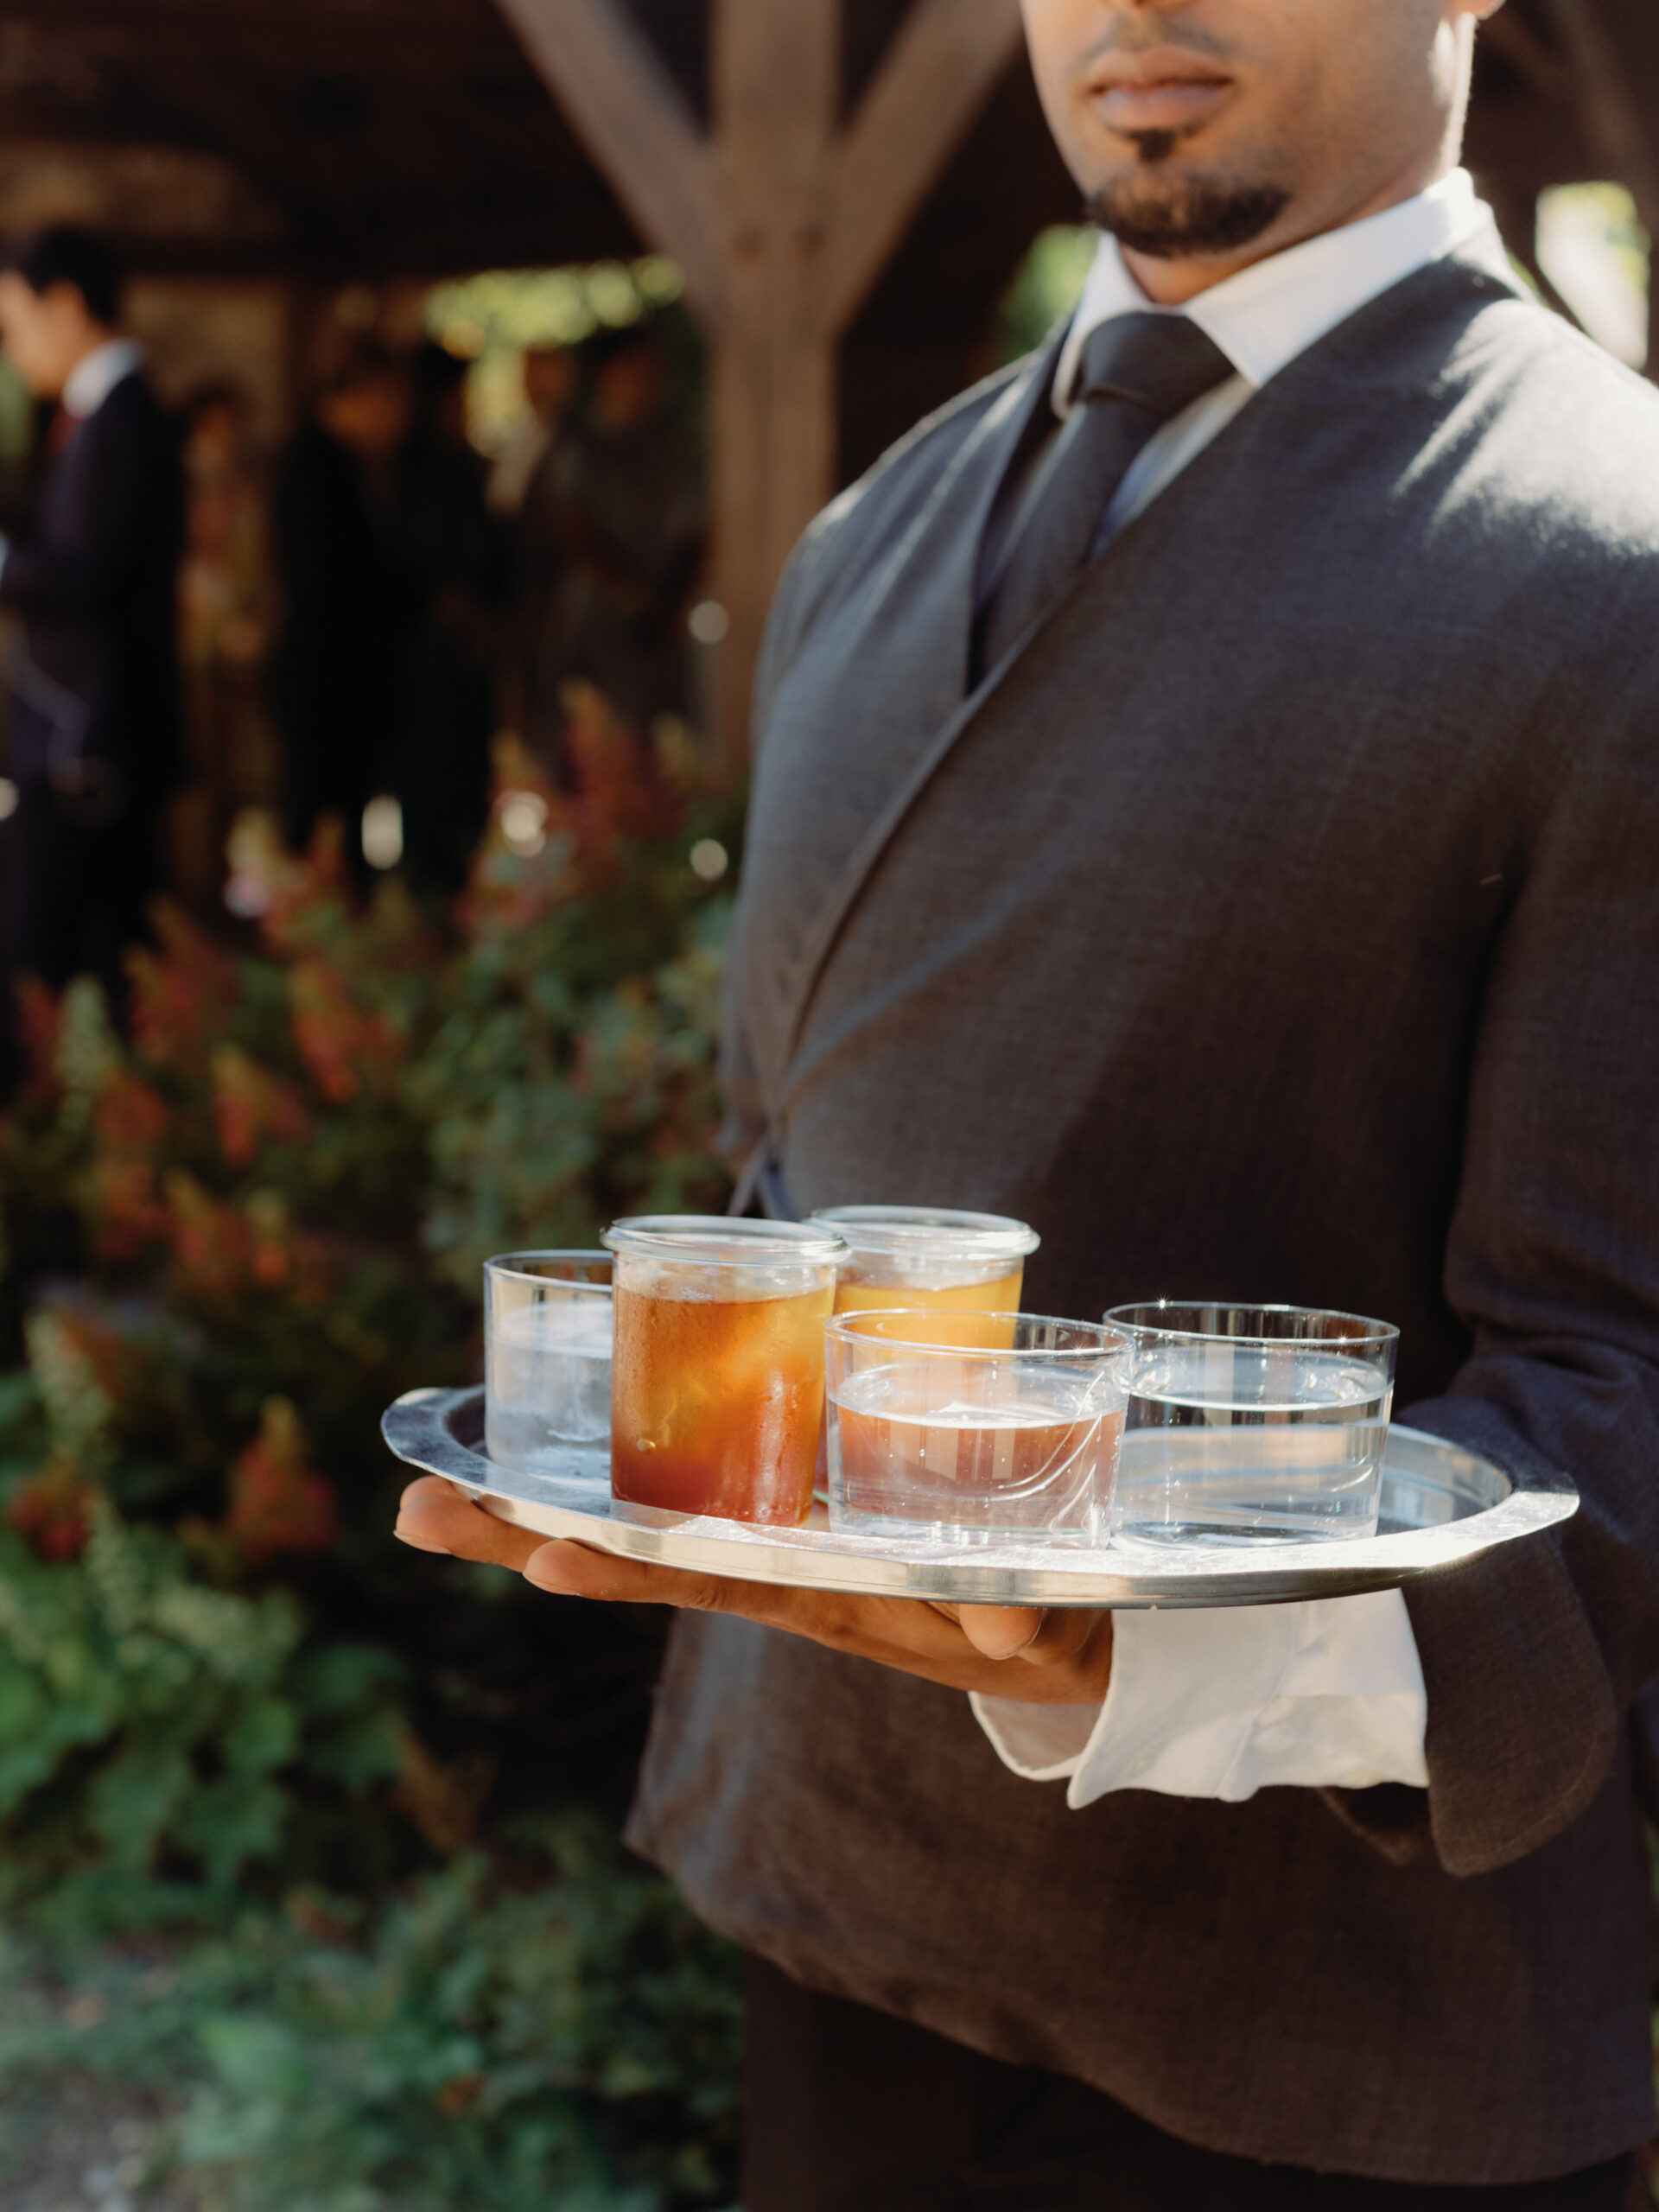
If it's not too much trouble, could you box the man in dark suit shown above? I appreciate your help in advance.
[271,341,416,878]
[397,0,1659,2202]
[0,227,182,1019]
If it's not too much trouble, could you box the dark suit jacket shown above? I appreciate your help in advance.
[2,370,183,808]
[270,424,420,849]
[626,245,1659,2183]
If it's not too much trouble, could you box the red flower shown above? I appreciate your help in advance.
[7,1452,98,1561]
[211,1045,312,1168]
[289,962,404,1105]
[165,1171,254,1300]
[223,1398,336,1564]
[84,1072,174,1261]
[10,976,64,1104]
[126,902,241,1072]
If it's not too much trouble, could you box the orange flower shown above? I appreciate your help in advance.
[165,1170,254,1300]
[126,902,241,1072]
[288,962,404,1105]
[223,1397,336,1564]
[85,1073,174,1260]
[92,1071,170,1154]
[211,1045,312,1168]
[244,1190,332,1303]
[10,975,63,1103]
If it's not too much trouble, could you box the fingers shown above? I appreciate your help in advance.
[958,1603,1115,1694]
[391,1483,1116,1704]
[523,1540,747,1611]
[393,1477,548,1573]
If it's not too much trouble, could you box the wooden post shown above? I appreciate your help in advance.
[710,0,841,764]
[1539,0,1659,376]
[493,0,1025,770]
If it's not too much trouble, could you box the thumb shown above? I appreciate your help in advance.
[957,1605,1047,1661]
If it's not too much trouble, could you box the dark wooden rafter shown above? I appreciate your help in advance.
[2,0,1657,749]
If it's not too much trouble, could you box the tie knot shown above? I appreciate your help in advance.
[1075,311,1234,424]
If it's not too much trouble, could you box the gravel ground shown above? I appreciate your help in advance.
[0,2079,210,2212]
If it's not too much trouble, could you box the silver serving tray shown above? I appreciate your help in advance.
[383,1386,1577,1610]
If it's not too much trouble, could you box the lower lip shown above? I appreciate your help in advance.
[1093,79,1233,134]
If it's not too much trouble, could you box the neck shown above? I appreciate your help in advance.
[1122,146,1458,308]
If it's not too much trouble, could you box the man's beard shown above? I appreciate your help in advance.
[1087,164,1291,259]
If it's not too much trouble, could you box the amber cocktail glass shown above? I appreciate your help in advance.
[602,1217,846,1527]
[808,1205,1039,1344]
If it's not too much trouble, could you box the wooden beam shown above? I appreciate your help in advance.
[491,0,729,323]
[1542,0,1659,238]
[823,0,1026,335]
[493,0,1031,766]
[1480,12,1573,100]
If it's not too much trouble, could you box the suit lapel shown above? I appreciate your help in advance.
[766,249,1532,1123]
[746,335,1064,1107]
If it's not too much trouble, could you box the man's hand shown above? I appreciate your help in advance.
[395,1477,1112,1706]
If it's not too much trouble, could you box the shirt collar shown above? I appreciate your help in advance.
[62,337,144,421]
[1054,168,1506,413]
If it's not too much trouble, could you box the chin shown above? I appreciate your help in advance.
[1086,168,1292,259]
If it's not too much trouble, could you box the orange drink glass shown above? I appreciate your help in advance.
[809,1206,1040,1341]
[602,1217,846,1526]
[825,1311,1128,1544]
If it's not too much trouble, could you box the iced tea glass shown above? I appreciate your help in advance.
[484,1252,613,1479]
[809,1206,1039,1338]
[602,1217,846,1526]
[1104,1303,1399,1544]
[825,1311,1128,1544]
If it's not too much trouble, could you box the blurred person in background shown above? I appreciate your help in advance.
[486,343,576,523]
[0,226,183,1023]
[531,323,702,760]
[177,380,278,912]
[387,341,512,896]
[490,346,576,764]
[271,340,416,877]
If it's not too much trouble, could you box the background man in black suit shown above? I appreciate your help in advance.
[0,226,183,1020]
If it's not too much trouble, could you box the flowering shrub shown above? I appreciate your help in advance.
[0,685,737,1899]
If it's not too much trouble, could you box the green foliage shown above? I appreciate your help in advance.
[0,1369,404,1910]
[0,694,734,1899]
[0,694,744,2194]
[0,1817,741,2210]
[997,224,1098,363]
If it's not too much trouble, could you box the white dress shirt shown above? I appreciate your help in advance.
[972,170,1506,1811]
[0,340,144,582]
[62,336,145,423]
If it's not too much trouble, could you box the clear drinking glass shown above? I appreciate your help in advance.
[484,1252,613,1478]
[809,1205,1040,1331]
[602,1216,846,1527]
[825,1311,1128,1544]
[1103,1302,1400,1544]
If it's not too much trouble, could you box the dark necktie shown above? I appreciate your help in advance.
[46,404,83,461]
[977,312,1234,671]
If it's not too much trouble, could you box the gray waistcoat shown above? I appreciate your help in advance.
[627,252,1659,2183]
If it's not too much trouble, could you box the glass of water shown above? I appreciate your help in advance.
[484,1252,613,1479]
[1103,1303,1398,1545]
[825,1311,1128,1545]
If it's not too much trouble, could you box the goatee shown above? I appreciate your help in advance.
[1087,173,1291,259]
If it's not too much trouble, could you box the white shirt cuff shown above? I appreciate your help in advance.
[970,1590,1427,1809]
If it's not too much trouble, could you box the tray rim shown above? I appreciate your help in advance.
[382,1385,1578,1611]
